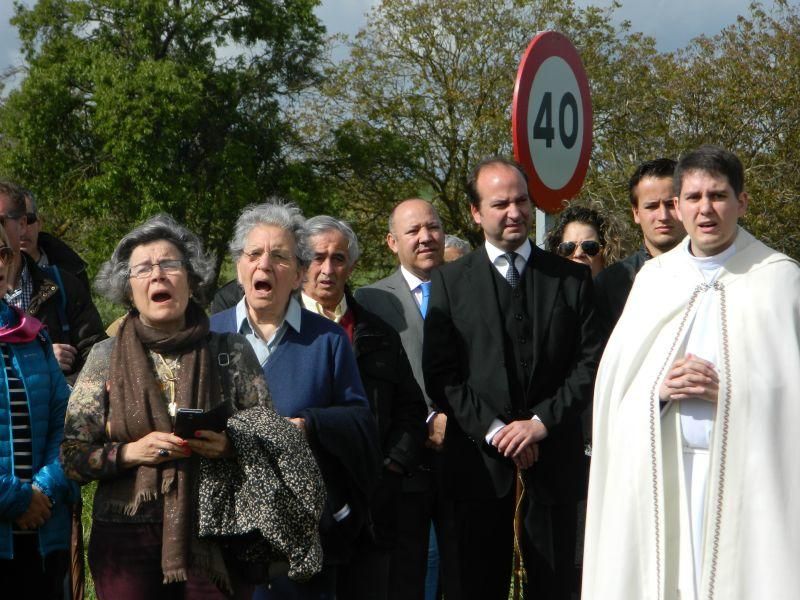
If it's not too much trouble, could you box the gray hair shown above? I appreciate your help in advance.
[445,234,470,253]
[229,199,311,267]
[95,214,215,307]
[305,215,360,266]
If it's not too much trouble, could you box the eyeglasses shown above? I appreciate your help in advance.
[0,213,24,228]
[556,240,601,258]
[128,259,186,278]
[25,212,37,224]
[0,246,13,263]
[242,249,294,266]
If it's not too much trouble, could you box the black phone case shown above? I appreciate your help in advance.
[174,404,228,438]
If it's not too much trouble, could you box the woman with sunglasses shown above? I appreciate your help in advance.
[0,224,78,599]
[546,206,621,278]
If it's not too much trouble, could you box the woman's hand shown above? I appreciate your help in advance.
[186,430,233,459]
[119,431,192,468]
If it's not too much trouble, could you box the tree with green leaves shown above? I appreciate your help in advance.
[0,0,325,279]
[302,0,800,272]
[298,0,669,269]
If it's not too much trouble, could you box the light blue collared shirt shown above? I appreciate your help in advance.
[235,295,303,367]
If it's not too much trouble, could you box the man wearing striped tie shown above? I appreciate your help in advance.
[422,157,602,600]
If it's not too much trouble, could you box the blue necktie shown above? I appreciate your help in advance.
[504,252,520,288]
[419,281,432,318]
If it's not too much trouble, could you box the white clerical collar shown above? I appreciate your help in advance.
[484,238,532,264]
[683,236,737,283]
[400,265,429,291]
[301,292,348,323]
[235,294,303,336]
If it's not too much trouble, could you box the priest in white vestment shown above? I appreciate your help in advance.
[583,146,800,600]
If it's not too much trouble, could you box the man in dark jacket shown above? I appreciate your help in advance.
[301,215,428,600]
[594,158,686,337]
[19,189,91,292]
[0,181,106,378]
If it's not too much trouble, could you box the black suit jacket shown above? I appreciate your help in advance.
[423,242,602,503]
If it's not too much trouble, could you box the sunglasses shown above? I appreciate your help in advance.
[557,240,601,257]
[25,212,37,224]
[0,246,13,264]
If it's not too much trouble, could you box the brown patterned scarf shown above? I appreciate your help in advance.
[104,300,221,584]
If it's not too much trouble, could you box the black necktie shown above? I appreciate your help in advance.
[504,252,520,288]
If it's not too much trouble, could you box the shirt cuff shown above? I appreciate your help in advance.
[485,418,506,445]
[426,411,438,424]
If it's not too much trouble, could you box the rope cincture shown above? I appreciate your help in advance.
[512,468,527,600]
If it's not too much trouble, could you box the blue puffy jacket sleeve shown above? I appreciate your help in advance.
[31,333,80,504]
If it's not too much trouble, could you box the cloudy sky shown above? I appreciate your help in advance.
[0,0,779,88]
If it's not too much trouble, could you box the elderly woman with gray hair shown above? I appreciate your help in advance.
[210,201,381,600]
[60,214,277,599]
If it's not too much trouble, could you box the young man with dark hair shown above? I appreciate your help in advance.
[594,158,686,336]
[584,145,800,600]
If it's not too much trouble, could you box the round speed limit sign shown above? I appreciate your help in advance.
[512,32,592,213]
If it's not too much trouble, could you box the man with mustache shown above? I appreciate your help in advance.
[301,215,427,600]
[422,157,602,599]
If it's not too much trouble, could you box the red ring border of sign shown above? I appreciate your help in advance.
[512,31,592,214]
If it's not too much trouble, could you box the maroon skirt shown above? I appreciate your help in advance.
[89,520,249,600]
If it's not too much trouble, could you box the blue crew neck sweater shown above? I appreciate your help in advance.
[210,306,368,417]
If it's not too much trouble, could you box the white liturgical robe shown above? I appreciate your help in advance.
[583,228,800,600]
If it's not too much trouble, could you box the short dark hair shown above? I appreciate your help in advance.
[674,145,744,197]
[466,157,528,208]
[0,181,26,214]
[628,158,677,207]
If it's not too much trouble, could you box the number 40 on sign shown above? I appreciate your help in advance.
[512,31,593,214]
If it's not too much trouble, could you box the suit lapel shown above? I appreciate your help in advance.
[528,246,559,385]
[470,246,505,353]
[387,269,424,347]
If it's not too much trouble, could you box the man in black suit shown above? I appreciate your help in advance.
[423,158,602,600]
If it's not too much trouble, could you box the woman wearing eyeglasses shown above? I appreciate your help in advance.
[60,214,284,599]
[546,205,621,278]
[0,224,78,599]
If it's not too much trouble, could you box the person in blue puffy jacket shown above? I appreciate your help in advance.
[0,223,77,599]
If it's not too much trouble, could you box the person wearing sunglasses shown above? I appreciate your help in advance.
[545,206,620,279]
[18,189,91,292]
[0,181,106,380]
